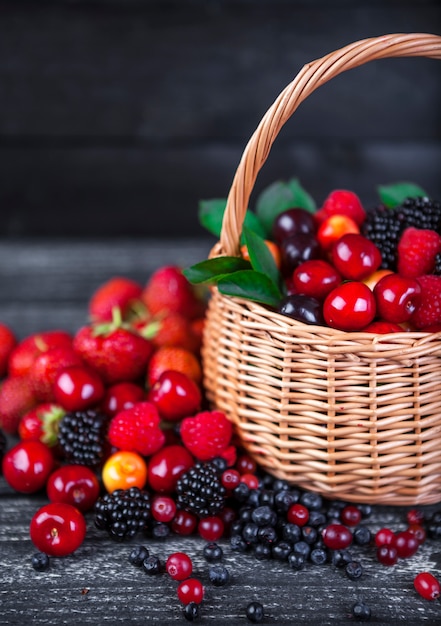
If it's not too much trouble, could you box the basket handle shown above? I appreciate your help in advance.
[218,33,441,257]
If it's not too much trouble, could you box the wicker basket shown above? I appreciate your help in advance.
[202,33,441,506]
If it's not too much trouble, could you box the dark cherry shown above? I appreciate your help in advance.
[278,294,324,325]
[272,208,316,243]
[280,233,321,274]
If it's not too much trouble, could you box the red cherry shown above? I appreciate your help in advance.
[331,233,382,281]
[147,444,194,493]
[362,320,403,334]
[53,365,105,412]
[287,503,309,527]
[317,214,360,252]
[101,382,145,417]
[292,259,342,300]
[46,465,100,512]
[147,370,202,422]
[30,502,86,557]
[374,274,422,323]
[151,495,177,523]
[414,572,441,601]
[322,523,353,550]
[166,552,193,581]
[177,578,204,605]
[323,282,376,331]
[2,440,55,493]
[198,516,224,541]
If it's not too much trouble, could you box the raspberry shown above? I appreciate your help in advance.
[397,227,441,278]
[108,402,165,457]
[180,410,233,461]
[411,275,441,329]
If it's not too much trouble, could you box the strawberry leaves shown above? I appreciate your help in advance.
[377,182,428,208]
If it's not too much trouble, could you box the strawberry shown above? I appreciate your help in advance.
[146,346,202,388]
[89,276,144,322]
[8,330,73,378]
[140,313,200,353]
[107,402,165,456]
[73,310,154,385]
[318,189,366,226]
[180,410,233,461]
[411,275,441,329]
[142,266,206,320]
[0,376,37,434]
[397,227,441,278]
[18,403,66,447]
[0,323,17,378]
[29,347,83,402]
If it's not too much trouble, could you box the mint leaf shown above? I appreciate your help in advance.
[183,257,251,284]
[243,226,281,287]
[256,178,316,236]
[378,182,428,208]
[198,199,227,237]
[217,270,282,308]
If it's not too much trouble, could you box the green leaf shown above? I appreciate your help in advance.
[377,182,428,208]
[242,226,281,287]
[256,178,316,235]
[242,211,267,240]
[198,199,227,237]
[217,270,282,308]
[183,257,251,284]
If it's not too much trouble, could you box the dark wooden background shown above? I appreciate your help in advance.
[0,0,440,239]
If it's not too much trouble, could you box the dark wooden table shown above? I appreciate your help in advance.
[1,239,441,625]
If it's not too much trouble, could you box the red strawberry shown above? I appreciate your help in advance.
[18,403,66,447]
[140,313,200,353]
[0,323,17,378]
[0,376,37,434]
[142,266,205,320]
[8,330,73,378]
[180,410,233,461]
[73,313,154,385]
[397,227,441,278]
[89,276,143,322]
[412,275,441,329]
[318,189,366,226]
[107,402,165,456]
[146,346,202,388]
[29,347,83,402]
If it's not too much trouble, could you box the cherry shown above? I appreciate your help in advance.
[151,495,177,523]
[280,233,321,274]
[171,510,198,536]
[362,320,403,334]
[46,464,100,512]
[374,527,395,547]
[147,370,202,422]
[272,208,316,242]
[54,365,105,412]
[166,552,193,581]
[2,440,55,494]
[292,259,342,300]
[147,444,194,493]
[393,530,419,559]
[278,295,325,326]
[102,450,148,492]
[374,274,422,323]
[340,505,362,527]
[287,503,309,527]
[323,281,376,331]
[317,214,360,252]
[30,502,86,557]
[377,544,398,566]
[198,516,224,541]
[177,578,204,605]
[331,233,382,281]
[322,523,353,550]
[414,572,441,601]
[101,382,145,417]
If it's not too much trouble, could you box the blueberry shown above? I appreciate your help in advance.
[246,601,264,623]
[346,560,363,580]
[353,525,372,546]
[31,552,50,572]
[310,547,328,565]
[183,602,199,622]
[251,505,277,527]
[272,541,292,561]
[209,564,230,586]
[230,534,249,553]
[242,523,259,544]
[288,552,305,570]
[292,540,311,558]
[351,600,371,620]
[203,542,224,562]
[142,555,162,575]
[129,545,149,566]
[332,549,353,568]
[257,525,278,545]
[301,526,318,545]
[282,522,301,544]
[300,491,323,511]
[254,543,272,560]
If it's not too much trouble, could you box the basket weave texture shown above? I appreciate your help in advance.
[202,33,441,505]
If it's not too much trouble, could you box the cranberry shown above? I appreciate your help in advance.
[30,502,86,557]
[331,233,382,281]
[236,454,257,475]
[177,578,204,605]
[287,503,309,527]
[374,273,422,323]
[323,281,376,331]
[53,365,105,412]
[147,444,194,493]
[46,464,100,512]
[240,473,259,490]
[166,552,193,581]
[198,516,224,542]
[171,510,198,536]
[340,505,362,527]
[292,259,342,300]
[322,523,353,550]
[151,495,177,523]
[375,527,396,547]
[407,509,425,526]
[101,382,145,417]
[414,572,441,601]
[407,523,426,545]
[278,294,325,325]
[221,469,241,491]
[280,233,321,273]
[377,544,398,566]
[2,440,55,494]
[147,370,202,422]
[272,208,316,242]
[394,530,419,559]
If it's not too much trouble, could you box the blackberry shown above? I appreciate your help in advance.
[362,196,441,270]
[94,486,151,541]
[175,461,226,518]
[58,409,109,468]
